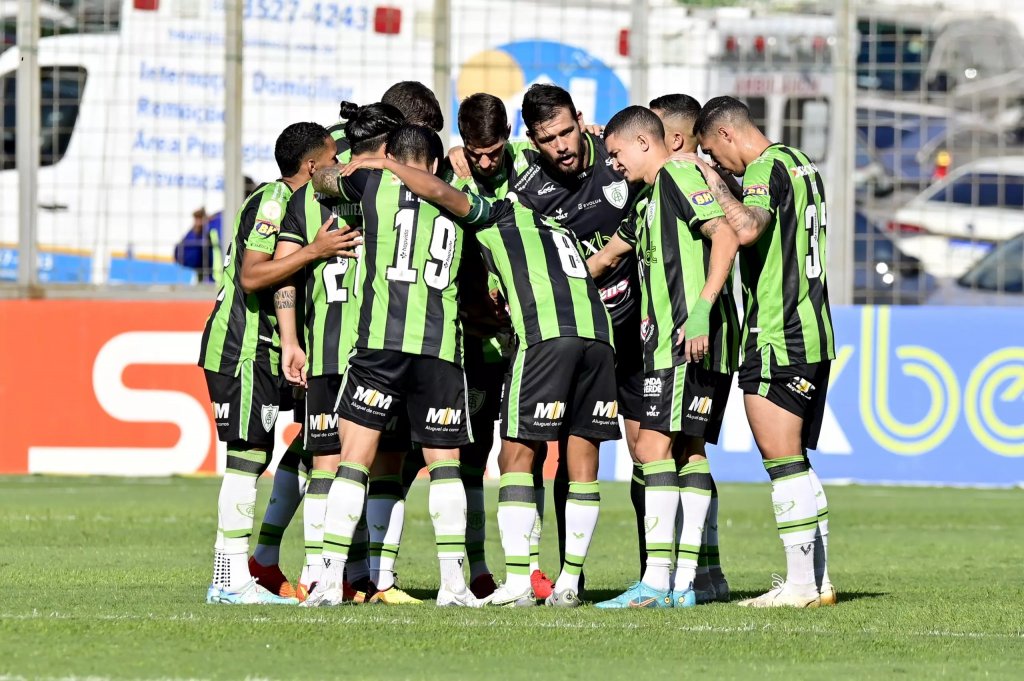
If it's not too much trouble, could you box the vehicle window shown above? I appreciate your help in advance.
[857,19,934,92]
[959,235,1024,293]
[0,66,87,170]
[928,173,1024,207]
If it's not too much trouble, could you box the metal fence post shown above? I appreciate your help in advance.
[16,0,40,289]
[830,0,856,305]
[224,0,244,251]
[434,0,452,149]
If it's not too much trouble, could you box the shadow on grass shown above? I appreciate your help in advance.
[724,590,888,604]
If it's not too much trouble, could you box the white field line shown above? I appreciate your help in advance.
[1,610,1021,640]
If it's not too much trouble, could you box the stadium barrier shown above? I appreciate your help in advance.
[1,302,1021,486]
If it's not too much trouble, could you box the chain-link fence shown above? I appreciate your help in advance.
[2,0,1022,304]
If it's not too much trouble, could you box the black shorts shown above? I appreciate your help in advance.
[737,347,831,450]
[500,337,620,442]
[613,315,645,422]
[640,364,732,444]
[204,360,283,447]
[338,349,470,448]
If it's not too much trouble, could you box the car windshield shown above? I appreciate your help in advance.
[959,234,1024,292]
[927,173,1024,208]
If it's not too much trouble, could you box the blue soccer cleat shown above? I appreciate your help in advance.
[209,578,299,605]
[595,581,672,609]
[671,584,697,609]
[205,584,222,604]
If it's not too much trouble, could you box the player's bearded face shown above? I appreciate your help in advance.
[530,109,584,177]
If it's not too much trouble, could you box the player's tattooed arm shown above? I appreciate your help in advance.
[273,288,295,309]
[312,166,344,196]
[701,171,772,246]
[697,216,739,306]
[274,283,306,386]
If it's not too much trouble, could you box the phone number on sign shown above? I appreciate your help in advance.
[212,0,370,30]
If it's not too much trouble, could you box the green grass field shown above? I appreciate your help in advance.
[1,476,1022,680]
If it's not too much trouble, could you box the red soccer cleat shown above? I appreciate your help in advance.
[248,556,297,599]
[530,569,554,600]
[343,577,378,604]
[469,573,498,599]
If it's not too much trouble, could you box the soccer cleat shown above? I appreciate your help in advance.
[712,575,731,603]
[737,575,820,609]
[205,584,222,604]
[692,573,717,604]
[469,573,498,599]
[369,586,423,605]
[671,585,697,609]
[436,584,486,608]
[819,582,838,606]
[530,569,554,600]
[544,588,582,608]
[248,557,297,599]
[299,582,350,607]
[210,578,299,605]
[595,582,672,609]
[342,578,377,604]
[485,583,537,607]
[296,582,315,603]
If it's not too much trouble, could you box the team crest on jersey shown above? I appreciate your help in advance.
[258,200,283,223]
[603,180,629,209]
[261,405,279,432]
[744,184,770,197]
[689,190,715,206]
[467,388,487,416]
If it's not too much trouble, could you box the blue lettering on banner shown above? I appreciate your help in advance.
[598,307,1024,487]
[131,165,224,191]
[251,72,353,102]
[137,98,225,125]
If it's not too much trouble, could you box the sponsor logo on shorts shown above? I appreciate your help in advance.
[534,401,566,421]
[689,190,715,206]
[426,407,462,426]
[592,400,619,419]
[643,377,663,398]
[261,404,279,432]
[646,405,660,417]
[213,402,230,420]
[687,396,713,423]
[309,412,338,431]
[354,386,393,410]
[467,388,487,416]
[786,377,816,400]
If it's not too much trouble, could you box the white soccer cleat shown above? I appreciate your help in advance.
[484,583,537,608]
[299,582,349,607]
[737,574,820,609]
[436,584,486,608]
[819,581,838,606]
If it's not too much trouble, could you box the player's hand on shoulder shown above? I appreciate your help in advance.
[448,146,472,179]
[582,123,605,137]
[340,157,387,176]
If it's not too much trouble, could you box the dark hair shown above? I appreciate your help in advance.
[521,84,577,135]
[274,122,330,177]
[457,93,509,148]
[341,101,406,156]
[603,105,665,142]
[386,124,444,168]
[693,96,752,138]
[382,81,444,132]
[649,93,702,123]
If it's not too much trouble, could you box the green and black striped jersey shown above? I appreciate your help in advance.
[327,123,352,163]
[739,144,835,366]
[278,181,362,377]
[617,162,740,374]
[465,198,612,348]
[335,169,464,365]
[199,181,292,376]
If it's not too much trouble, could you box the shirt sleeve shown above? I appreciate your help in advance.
[244,183,289,255]
[277,194,307,246]
[337,168,372,203]
[463,195,513,228]
[741,156,783,214]
[660,165,725,233]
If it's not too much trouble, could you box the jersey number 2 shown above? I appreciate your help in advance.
[322,258,349,303]
[804,201,825,280]
[386,208,456,289]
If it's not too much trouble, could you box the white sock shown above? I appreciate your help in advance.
[640,460,678,593]
[320,462,369,587]
[299,469,332,586]
[498,472,536,593]
[765,456,818,590]
[428,460,468,592]
[530,483,545,573]
[367,474,405,591]
[554,481,599,594]
[807,465,831,587]
[674,460,712,591]
[217,452,266,589]
[252,445,306,566]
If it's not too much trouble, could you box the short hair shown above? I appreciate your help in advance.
[386,124,444,168]
[603,105,665,143]
[649,93,702,123]
[339,101,406,156]
[458,93,509,148]
[274,122,331,177]
[382,81,444,132]
[521,84,577,135]
[693,96,753,138]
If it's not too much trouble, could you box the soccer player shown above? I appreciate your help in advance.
[585,106,739,609]
[691,96,836,608]
[342,140,619,609]
[304,124,480,607]
[199,122,360,605]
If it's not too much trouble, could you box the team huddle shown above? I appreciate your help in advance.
[199,81,837,609]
